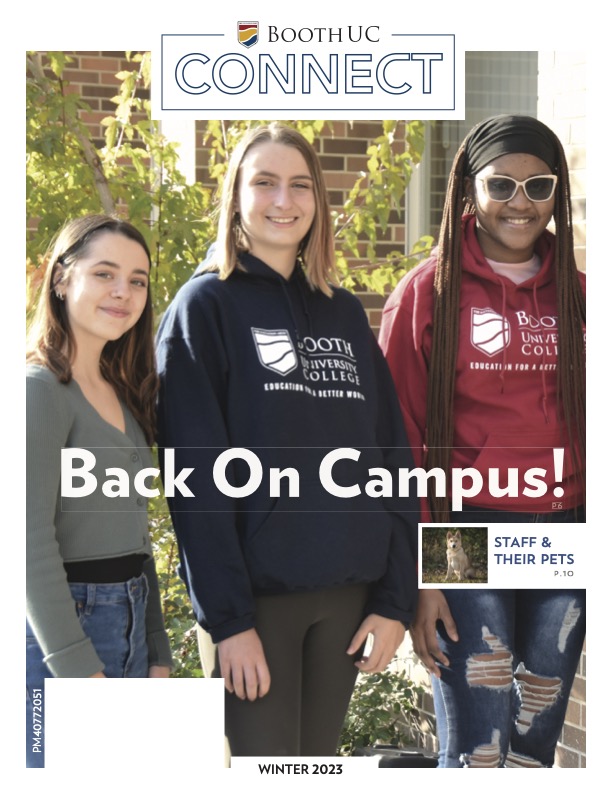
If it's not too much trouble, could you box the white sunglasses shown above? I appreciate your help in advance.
[476,174,558,203]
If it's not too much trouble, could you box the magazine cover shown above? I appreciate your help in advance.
[17,2,601,788]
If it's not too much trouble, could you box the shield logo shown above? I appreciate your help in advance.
[471,308,510,357]
[252,328,298,375]
[238,21,259,48]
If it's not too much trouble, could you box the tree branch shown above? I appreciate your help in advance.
[27,53,116,215]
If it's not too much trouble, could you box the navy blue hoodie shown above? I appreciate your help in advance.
[156,253,418,642]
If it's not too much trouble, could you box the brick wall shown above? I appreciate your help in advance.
[26,51,148,240]
[30,54,406,329]
[538,51,586,273]
[37,52,149,147]
[539,50,587,768]
[28,51,586,767]
[195,119,406,331]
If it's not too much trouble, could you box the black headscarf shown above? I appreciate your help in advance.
[464,114,559,176]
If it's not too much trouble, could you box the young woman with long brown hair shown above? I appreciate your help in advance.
[380,115,586,768]
[26,215,172,768]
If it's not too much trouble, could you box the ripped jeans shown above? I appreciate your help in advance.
[433,506,585,767]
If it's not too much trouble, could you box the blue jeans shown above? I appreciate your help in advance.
[26,574,149,768]
[433,507,586,767]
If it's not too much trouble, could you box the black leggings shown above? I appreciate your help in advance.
[199,584,370,757]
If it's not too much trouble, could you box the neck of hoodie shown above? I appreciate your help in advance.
[238,250,298,282]
[238,251,315,345]
[485,254,541,285]
[243,246,296,281]
[462,214,554,289]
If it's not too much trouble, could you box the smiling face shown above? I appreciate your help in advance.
[236,141,316,273]
[468,152,556,263]
[59,231,150,354]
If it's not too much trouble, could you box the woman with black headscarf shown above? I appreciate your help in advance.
[379,115,586,767]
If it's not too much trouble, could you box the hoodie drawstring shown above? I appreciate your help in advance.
[532,283,550,423]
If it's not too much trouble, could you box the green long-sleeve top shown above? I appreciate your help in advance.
[26,364,172,677]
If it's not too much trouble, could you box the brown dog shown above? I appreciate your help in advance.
[446,530,475,581]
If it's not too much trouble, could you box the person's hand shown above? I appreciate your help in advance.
[148,665,171,678]
[409,589,458,677]
[89,672,106,678]
[218,628,271,701]
[346,614,406,673]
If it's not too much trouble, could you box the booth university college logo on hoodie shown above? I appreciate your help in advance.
[252,328,298,375]
[471,307,511,357]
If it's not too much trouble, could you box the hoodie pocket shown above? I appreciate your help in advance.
[243,478,392,592]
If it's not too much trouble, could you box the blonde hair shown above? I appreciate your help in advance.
[213,124,337,296]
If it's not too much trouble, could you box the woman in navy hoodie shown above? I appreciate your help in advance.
[156,123,418,757]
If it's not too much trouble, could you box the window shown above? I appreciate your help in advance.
[407,52,538,243]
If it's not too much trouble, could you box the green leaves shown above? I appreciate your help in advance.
[27,54,433,677]
[334,120,430,294]
[338,666,423,755]
[149,508,204,677]
[26,52,215,319]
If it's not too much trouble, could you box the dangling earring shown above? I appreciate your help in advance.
[233,212,245,247]
[55,290,65,301]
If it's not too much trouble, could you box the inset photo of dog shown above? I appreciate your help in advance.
[421,526,488,584]
[446,529,475,581]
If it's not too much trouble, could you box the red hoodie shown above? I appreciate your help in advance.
[379,215,585,513]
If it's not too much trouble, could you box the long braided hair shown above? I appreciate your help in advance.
[426,118,586,520]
